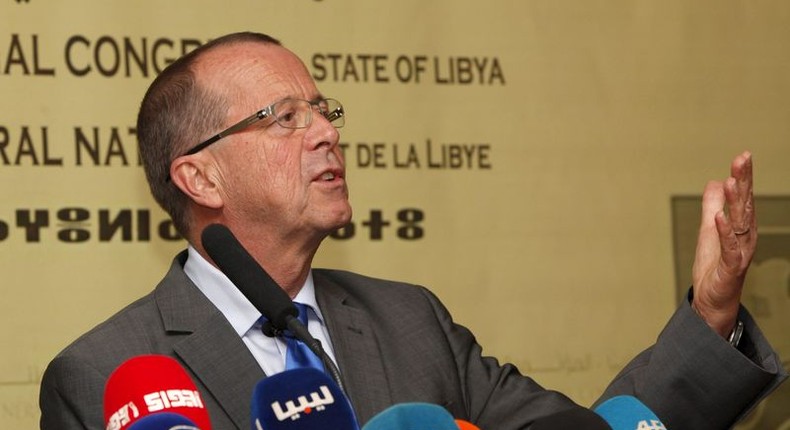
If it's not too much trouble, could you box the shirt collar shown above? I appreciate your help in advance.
[183,245,321,336]
[292,273,324,323]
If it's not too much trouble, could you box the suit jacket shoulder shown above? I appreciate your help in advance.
[39,252,264,430]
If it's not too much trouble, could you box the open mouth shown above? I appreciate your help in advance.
[320,171,336,181]
[316,169,344,182]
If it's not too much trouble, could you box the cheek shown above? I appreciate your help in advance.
[251,157,308,210]
[235,141,295,179]
[266,152,305,189]
[221,137,308,200]
[258,135,303,168]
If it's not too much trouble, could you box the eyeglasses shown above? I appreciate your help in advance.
[180,97,345,157]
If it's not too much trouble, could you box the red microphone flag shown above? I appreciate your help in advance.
[103,355,211,430]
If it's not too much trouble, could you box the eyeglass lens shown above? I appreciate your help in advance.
[271,99,344,129]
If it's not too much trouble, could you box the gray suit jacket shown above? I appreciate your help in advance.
[40,251,786,429]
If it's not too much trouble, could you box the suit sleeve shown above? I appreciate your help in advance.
[40,354,107,430]
[596,292,787,429]
[419,285,786,429]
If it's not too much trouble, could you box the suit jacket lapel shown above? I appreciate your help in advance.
[155,253,265,430]
[315,271,392,424]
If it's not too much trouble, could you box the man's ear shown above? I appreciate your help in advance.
[169,156,224,209]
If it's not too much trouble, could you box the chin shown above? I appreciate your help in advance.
[334,205,353,227]
[324,204,353,230]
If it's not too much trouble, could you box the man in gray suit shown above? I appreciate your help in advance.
[39,32,786,429]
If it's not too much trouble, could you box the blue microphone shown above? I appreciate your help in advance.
[361,403,459,430]
[127,412,201,430]
[251,368,358,430]
[594,396,667,430]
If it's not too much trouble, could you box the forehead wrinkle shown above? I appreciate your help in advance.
[255,54,321,105]
[193,49,255,122]
[195,42,320,120]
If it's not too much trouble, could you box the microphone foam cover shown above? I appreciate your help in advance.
[361,403,458,430]
[104,355,211,430]
[251,368,358,430]
[594,395,666,430]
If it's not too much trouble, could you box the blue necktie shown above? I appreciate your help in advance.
[283,302,326,372]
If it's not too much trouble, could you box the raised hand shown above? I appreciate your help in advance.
[691,151,756,337]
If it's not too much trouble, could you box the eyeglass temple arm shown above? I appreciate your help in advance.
[184,110,269,156]
[325,106,344,123]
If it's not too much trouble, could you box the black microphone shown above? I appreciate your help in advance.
[530,406,612,430]
[200,223,345,392]
[201,223,297,329]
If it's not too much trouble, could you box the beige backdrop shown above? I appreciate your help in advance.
[1,1,788,428]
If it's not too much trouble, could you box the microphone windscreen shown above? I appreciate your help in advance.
[104,355,211,430]
[455,419,481,430]
[251,368,358,430]
[530,407,611,430]
[594,396,667,430]
[361,403,458,430]
[201,223,296,330]
[127,412,201,430]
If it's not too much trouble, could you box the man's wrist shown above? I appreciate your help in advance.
[689,288,741,338]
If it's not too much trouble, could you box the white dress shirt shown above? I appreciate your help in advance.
[182,245,338,376]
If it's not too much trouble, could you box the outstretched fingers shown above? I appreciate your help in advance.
[725,152,755,239]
